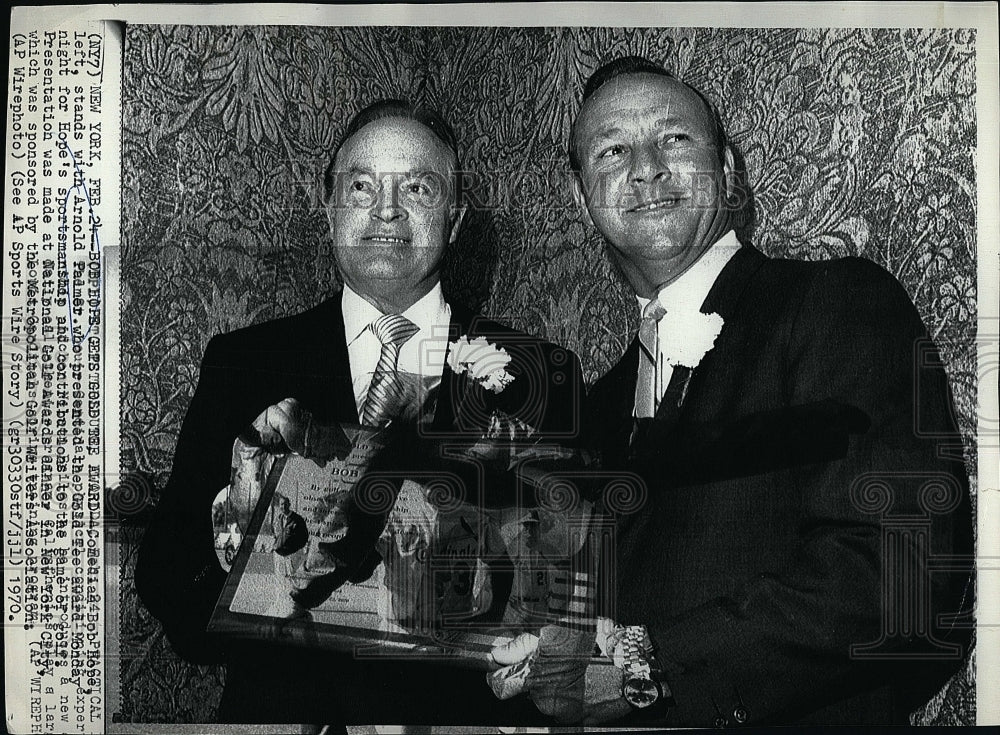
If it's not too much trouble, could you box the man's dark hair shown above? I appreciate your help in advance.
[323,98,461,204]
[569,55,729,171]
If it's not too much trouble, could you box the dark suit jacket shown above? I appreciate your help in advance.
[587,245,973,726]
[135,292,584,724]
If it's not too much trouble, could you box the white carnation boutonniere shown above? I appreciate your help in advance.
[661,310,725,368]
[447,335,515,394]
[659,309,724,407]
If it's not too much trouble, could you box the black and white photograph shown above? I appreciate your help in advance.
[4,3,998,733]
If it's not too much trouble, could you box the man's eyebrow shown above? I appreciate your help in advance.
[586,127,626,149]
[652,116,688,128]
[403,168,435,179]
[405,167,456,187]
[347,165,442,180]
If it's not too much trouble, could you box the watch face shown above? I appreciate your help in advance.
[623,676,661,709]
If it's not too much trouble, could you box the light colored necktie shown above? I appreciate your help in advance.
[360,313,420,427]
[634,299,667,419]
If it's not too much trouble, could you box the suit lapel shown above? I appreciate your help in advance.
[315,292,360,424]
[429,302,475,432]
[608,337,641,423]
[636,245,769,445]
[590,337,642,453]
[653,365,692,423]
[700,245,768,323]
[674,245,769,416]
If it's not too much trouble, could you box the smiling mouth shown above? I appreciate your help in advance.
[362,235,411,244]
[626,195,688,213]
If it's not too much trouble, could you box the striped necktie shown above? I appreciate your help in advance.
[634,298,667,419]
[360,313,420,427]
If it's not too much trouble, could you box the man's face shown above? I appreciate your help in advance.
[278,497,290,514]
[327,117,464,310]
[572,74,734,297]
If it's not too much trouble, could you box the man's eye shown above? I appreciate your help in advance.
[405,182,426,195]
[599,144,627,159]
[661,133,691,145]
[351,180,373,192]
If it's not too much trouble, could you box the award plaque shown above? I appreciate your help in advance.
[208,423,605,668]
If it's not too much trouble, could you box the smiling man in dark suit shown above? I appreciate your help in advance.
[135,99,583,725]
[514,56,973,726]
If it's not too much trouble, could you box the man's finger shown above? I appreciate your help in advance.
[250,406,285,448]
[486,657,533,700]
[275,397,301,416]
[271,399,309,454]
[523,625,596,723]
[491,631,540,665]
[248,398,308,453]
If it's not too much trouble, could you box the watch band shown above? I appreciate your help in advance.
[620,624,654,679]
[618,624,675,717]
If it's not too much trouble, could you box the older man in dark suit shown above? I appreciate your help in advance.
[135,99,583,725]
[512,56,973,726]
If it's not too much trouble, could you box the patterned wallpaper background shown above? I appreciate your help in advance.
[116,25,978,723]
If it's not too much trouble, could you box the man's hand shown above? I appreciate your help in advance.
[488,624,633,725]
[580,661,633,725]
[250,398,310,453]
[249,398,351,461]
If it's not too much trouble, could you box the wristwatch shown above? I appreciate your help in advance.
[619,625,672,713]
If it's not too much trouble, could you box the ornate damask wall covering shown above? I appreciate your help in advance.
[117,25,977,723]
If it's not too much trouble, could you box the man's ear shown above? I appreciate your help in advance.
[324,200,337,234]
[571,174,594,227]
[722,146,736,200]
[448,204,467,244]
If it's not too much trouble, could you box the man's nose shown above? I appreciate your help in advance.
[629,142,670,184]
[371,178,407,222]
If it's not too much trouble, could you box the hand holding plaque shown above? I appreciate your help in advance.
[247,397,353,463]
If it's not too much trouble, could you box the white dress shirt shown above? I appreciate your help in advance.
[341,282,453,414]
[635,229,741,414]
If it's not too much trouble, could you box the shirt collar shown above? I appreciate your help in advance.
[637,229,741,314]
[342,281,449,346]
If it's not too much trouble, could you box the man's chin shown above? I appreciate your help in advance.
[342,268,442,310]
[350,255,420,283]
[607,235,710,293]
[363,264,410,280]
[612,238,694,265]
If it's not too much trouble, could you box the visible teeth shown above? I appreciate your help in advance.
[367,236,408,244]
[634,198,680,212]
